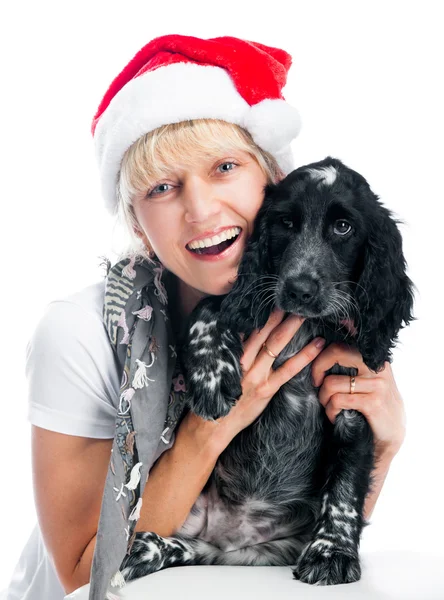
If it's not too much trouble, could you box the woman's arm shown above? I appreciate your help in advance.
[71,411,226,593]
[134,411,226,534]
[363,444,398,521]
[312,348,407,522]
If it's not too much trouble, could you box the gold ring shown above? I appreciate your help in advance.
[262,342,278,359]
[350,376,356,394]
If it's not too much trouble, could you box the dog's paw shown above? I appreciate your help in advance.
[292,543,361,586]
[120,532,194,582]
[183,321,243,420]
[185,386,237,420]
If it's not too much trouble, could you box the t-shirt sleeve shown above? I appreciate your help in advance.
[26,299,120,438]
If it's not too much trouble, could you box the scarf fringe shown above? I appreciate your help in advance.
[133,304,154,321]
[125,431,136,455]
[128,497,143,521]
[118,387,135,415]
[153,265,168,305]
[117,309,130,345]
[133,358,155,389]
[125,462,143,490]
[122,255,137,280]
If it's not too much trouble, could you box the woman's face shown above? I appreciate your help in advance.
[132,149,268,312]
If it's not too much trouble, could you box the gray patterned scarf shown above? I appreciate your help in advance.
[88,254,187,600]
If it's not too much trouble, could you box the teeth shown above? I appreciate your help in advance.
[188,227,241,250]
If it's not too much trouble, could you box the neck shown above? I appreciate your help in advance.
[164,272,209,342]
[178,279,209,319]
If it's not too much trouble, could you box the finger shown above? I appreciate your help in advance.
[268,337,326,390]
[241,308,286,371]
[311,342,370,387]
[318,374,384,407]
[324,393,368,424]
[252,313,306,374]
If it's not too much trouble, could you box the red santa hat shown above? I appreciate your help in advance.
[92,34,302,215]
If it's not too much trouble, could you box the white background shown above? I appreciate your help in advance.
[1,0,443,592]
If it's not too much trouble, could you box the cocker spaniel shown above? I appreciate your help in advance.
[120,156,415,586]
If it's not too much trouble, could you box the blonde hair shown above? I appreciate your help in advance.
[115,119,283,263]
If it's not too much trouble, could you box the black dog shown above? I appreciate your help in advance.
[120,157,415,585]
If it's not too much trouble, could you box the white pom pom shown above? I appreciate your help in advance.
[243,99,302,154]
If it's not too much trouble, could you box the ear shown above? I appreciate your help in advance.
[354,207,416,372]
[133,224,145,241]
[220,186,276,337]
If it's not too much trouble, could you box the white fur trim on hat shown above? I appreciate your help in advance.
[94,62,300,215]
[242,99,302,154]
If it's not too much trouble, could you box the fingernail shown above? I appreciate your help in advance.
[314,337,326,348]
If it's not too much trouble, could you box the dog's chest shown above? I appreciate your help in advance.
[178,380,326,552]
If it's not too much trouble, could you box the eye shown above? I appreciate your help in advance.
[281,218,294,228]
[217,161,237,173]
[147,183,174,197]
[334,219,352,235]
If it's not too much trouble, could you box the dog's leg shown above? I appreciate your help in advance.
[181,296,244,420]
[292,405,375,586]
[119,531,220,581]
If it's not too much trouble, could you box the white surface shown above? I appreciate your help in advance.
[64,551,444,600]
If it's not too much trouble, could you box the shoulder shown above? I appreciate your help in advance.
[26,279,121,438]
[30,280,106,346]
[27,279,116,377]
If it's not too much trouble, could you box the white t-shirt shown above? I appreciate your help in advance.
[3,279,121,600]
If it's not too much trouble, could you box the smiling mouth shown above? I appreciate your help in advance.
[187,232,241,255]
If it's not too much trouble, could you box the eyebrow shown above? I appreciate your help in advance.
[326,199,357,219]
[155,149,249,177]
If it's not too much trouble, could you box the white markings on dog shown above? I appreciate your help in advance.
[204,372,220,391]
[330,502,358,520]
[189,320,218,345]
[281,387,306,414]
[310,538,334,549]
[141,545,161,562]
[337,521,353,536]
[191,370,206,381]
[338,502,358,519]
[321,492,329,515]
[189,320,218,335]
[190,334,213,345]
[306,165,337,186]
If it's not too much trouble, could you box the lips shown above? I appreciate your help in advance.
[185,226,242,248]
[185,228,244,262]
[188,231,240,255]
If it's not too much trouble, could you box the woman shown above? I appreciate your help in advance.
[2,34,405,600]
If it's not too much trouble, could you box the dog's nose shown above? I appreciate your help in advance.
[285,276,319,305]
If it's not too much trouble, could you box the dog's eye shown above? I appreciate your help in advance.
[334,220,352,235]
[282,218,294,229]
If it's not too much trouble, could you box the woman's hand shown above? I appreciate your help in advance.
[214,309,327,444]
[311,342,406,459]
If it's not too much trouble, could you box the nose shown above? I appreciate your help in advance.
[183,176,222,223]
[284,276,319,306]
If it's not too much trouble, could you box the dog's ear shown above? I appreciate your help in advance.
[220,186,276,337]
[354,204,416,372]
